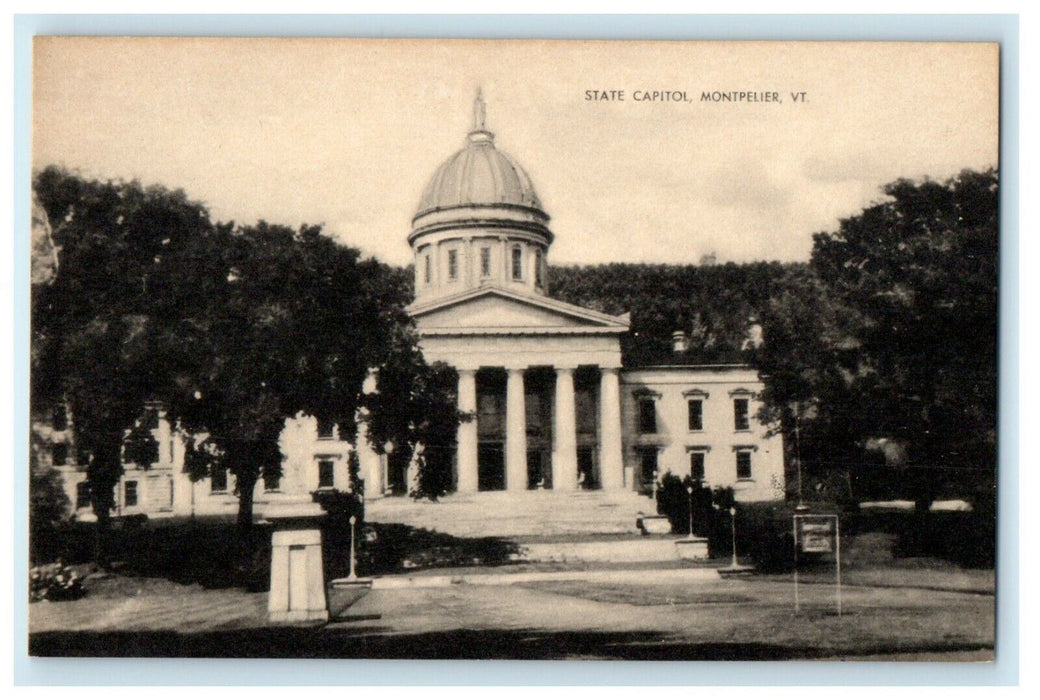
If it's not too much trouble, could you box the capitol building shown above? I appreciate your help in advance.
[44,92,785,523]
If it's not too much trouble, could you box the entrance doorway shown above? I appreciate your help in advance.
[478,443,505,491]
[577,446,599,489]
[527,448,552,489]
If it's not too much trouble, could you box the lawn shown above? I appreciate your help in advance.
[29,560,995,660]
[516,573,994,659]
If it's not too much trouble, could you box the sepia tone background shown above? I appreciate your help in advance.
[33,38,998,266]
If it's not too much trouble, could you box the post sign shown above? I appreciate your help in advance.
[798,517,836,553]
[792,513,842,616]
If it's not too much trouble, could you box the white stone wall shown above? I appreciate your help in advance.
[53,412,371,522]
[620,366,785,502]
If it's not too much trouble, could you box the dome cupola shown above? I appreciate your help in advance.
[410,90,554,303]
[414,92,545,219]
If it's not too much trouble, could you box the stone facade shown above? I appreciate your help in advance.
[620,366,785,501]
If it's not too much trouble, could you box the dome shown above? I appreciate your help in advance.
[414,91,545,220]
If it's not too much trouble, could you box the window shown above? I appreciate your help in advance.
[638,399,657,434]
[52,404,68,431]
[638,448,658,491]
[690,451,706,481]
[142,408,159,431]
[264,473,281,492]
[424,253,431,284]
[736,450,753,480]
[124,480,138,507]
[480,247,491,277]
[75,481,91,509]
[688,400,703,431]
[534,250,543,287]
[733,398,750,431]
[211,466,228,493]
[316,417,335,440]
[51,443,68,466]
[511,246,523,280]
[76,444,91,466]
[447,249,458,280]
[318,460,335,489]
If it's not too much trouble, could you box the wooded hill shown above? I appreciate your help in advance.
[548,261,797,366]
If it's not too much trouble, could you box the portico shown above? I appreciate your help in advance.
[411,288,630,492]
[446,362,623,493]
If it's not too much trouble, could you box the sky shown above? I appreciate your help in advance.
[33,38,999,267]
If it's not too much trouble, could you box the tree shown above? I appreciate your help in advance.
[163,222,422,528]
[749,265,866,497]
[362,342,469,501]
[752,170,998,508]
[812,169,998,508]
[32,166,215,564]
[549,261,791,365]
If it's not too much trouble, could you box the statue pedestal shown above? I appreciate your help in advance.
[263,502,328,623]
[674,536,710,560]
[636,513,672,535]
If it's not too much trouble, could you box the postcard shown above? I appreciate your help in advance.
[29,37,999,663]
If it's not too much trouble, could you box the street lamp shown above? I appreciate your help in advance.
[794,405,809,512]
[729,506,738,568]
[347,515,359,581]
[686,485,695,538]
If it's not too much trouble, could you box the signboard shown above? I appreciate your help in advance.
[798,517,836,553]
[792,513,842,615]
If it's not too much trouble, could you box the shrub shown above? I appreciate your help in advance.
[313,488,366,581]
[29,467,71,565]
[731,501,801,572]
[655,473,736,556]
[29,561,84,602]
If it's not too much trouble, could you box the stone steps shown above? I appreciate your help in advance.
[366,489,657,539]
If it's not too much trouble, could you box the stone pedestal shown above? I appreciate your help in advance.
[264,502,328,623]
[675,537,710,560]
[636,513,672,535]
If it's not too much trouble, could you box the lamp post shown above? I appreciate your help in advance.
[347,515,358,581]
[687,485,695,538]
[794,403,809,512]
[729,506,738,568]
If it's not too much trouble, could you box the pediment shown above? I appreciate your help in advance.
[409,287,629,334]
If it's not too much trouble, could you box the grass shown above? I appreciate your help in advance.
[517,574,995,658]
[29,565,995,659]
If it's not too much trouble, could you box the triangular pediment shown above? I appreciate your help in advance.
[408,286,629,335]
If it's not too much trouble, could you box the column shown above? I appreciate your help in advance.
[599,367,624,490]
[505,367,528,491]
[553,366,578,490]
[456,368,479,493]
[356,419,384,499]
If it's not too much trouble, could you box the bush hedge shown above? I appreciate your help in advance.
[655,474,995,571]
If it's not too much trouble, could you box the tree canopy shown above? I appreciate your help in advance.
[33,166,216,562]
[752,169,998,506]
[31,166,456,548]
[163,221,429,526]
